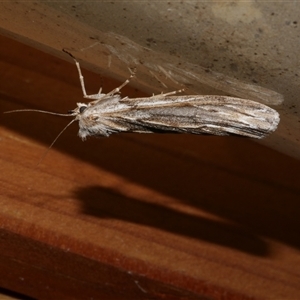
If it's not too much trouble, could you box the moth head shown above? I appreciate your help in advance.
[68,103,88,117]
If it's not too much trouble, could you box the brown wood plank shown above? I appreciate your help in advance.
[1,34,300,299]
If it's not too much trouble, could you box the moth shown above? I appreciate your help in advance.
[6,50,280,143]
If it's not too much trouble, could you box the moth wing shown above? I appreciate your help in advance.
[117,95,280,138]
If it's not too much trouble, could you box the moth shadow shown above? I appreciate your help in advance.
[74,185,268,256]
[70,133,300,257]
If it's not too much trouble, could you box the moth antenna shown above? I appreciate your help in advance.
[4,109,75,117]
[36,118,77,166]
[4,109,78,165]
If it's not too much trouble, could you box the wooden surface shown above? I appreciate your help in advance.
[1,34,300,299]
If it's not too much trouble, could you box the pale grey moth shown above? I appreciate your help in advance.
[6,50,280,143]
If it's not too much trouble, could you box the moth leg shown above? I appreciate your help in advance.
[151,89,185,98]
[63,49,105,100]
[106,69,136,96]
[96,77,104,95]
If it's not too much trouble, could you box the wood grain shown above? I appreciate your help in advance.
[1,34,300,299]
